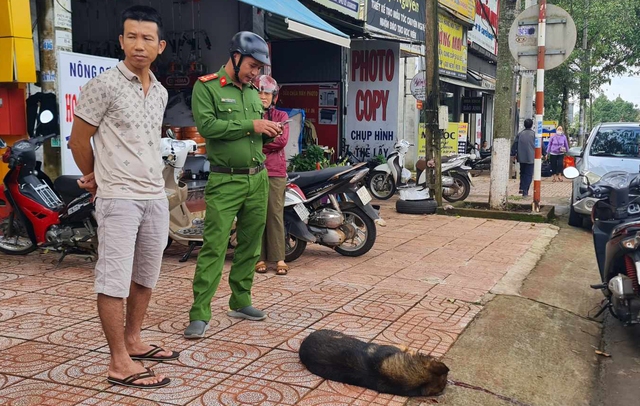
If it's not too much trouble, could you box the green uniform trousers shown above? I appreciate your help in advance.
[189,170,268,322]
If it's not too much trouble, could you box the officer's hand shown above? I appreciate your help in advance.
[253,120,281,137]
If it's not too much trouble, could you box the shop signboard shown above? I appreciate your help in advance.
[469,0,498,55]
[345,40,399,161]
[278,83,340,154]
[366,0,426,42]
[312,0,361,19]
[438,0,476,23]
[439,15,467,79]
[57,51,118,175]
[461,97,483,114]
[417,122,468,158]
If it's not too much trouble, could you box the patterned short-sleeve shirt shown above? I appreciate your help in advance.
[74,61,168,200]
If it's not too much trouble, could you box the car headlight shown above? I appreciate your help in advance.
[582,171,601,185]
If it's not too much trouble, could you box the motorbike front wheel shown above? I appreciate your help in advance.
[335,206,377,257]
[368,171,396,200]
[0,213,36,255]
[443,173,471,203]
[284,233,307,263]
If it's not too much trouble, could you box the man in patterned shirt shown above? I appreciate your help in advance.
[69,5,178,389]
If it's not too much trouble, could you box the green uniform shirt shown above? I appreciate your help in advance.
[191,66,266,168]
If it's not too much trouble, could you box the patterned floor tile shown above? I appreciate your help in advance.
[296,389,357,405]
[320,379,434,405]
[374,277,436,296]
[77,392,174,405]
[213,321,305,348]
[393,305,479,335]
[38,280,95,299]
[177,339,269,374]
[339,298,409,321]
[277,328,315,353]
[34,320,107,351]
[254,275,317,293]
[41,267,94,281]
[251,286,296,308]
[148,310,239,336]
[263,304,327,327]
[376,325,457,358]
[0,313,82,340]
[0,293,88,315]
[0,289,22,301]
[0,379,98,405]
[42,297,97,320]
[0,374,22,390]
[309,313,391,341]
[358,288,424,307]
[33,351,112,391]
[0,272,22,283]
[0,336,25,351]
[187,374,310,406]
[427,284,487,303]
[1,275,66,292]
[107,364,228,404]
[0,342,86,377]
[328,271,386,287]
[238,349,322,388]
[0,308,25,322]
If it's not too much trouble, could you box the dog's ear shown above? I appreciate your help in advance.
[428,359,450,376]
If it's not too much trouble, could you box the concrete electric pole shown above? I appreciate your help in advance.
[424,0,442,205]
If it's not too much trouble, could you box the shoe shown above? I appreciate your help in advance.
[227,306,267,321]
[183,320,208,339]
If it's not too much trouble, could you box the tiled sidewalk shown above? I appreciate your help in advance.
[0,209,556,405]
[468,173,572,205]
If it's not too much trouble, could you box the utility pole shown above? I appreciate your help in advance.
[577,0,589,147]
[424,0,442,205]
[36,0,61,179]
[489,0,519,210]
[519,0,537,132]
[532,0,547,212]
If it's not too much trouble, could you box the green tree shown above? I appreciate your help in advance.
[587,94,640,124]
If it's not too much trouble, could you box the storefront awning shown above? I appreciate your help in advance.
[441,76,488,91]
[239,0,350,48]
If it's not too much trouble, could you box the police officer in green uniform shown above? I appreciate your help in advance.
[184,32,282,339]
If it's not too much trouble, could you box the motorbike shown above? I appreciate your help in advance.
[285,162,378,262]
[0,110,97,263]
[367,139,473,202]
[466,144,491,172]
[564,166,640,324]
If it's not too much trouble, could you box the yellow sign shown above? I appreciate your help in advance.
[438,0,476,22]
[439,15,467,79]
[418,122,468,157]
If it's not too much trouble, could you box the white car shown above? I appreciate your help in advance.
[568,122,640,227]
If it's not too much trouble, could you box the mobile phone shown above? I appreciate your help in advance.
[280,119,293,126]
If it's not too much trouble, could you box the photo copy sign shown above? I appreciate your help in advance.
[57,51,118,175]
[345,40,399,161]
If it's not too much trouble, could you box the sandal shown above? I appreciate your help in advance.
[107,367,170,389]
[255,262,267,274]
[276,264,289,276]
[130,345,180,361]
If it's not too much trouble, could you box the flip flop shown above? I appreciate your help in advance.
[276,264,289,276]
[107,367,170,389]
[130,345,180,361]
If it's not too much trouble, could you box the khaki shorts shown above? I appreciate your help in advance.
[94,198,169,298]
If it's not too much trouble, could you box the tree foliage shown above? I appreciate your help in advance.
[587,94,640,124]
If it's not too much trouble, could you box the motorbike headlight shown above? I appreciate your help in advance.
[582,171,601,185]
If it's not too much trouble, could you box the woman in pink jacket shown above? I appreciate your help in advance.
[253,75,290,275]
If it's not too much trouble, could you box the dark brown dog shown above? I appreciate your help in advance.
[299,329,449,397]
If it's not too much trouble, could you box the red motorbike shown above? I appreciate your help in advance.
[0,110,96,262]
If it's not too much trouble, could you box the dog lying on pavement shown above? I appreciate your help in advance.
[299,329,449,397]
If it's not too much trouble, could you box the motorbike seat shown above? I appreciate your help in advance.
[54,175,86,201]
[289,166,351,189]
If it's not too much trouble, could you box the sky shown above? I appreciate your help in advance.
[600,76,640,107]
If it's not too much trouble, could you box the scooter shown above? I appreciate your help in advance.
[285,163,378,262]
[564,166,640,324]
[0,110,97,263]
[466,144,491,172]
[162,129,237,262]
[368,139,473,202]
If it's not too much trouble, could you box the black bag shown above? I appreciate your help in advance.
[541,160,553,177]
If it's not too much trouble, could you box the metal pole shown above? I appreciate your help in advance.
[533,0,546,211]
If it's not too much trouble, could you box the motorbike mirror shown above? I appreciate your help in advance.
[40,110,54,124]
[0,138,6,149]
[165,129,176,139]
[563,166,580,180]
[470,153,476,160]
